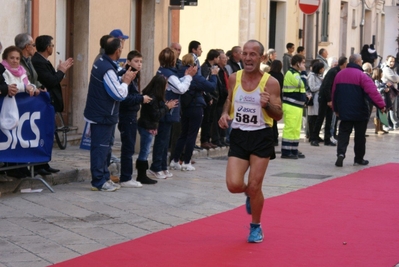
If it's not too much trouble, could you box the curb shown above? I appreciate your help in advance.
[0,146,229,195]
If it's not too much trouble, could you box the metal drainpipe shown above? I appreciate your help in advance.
[360,0,365,52]
[25,0,32,34]
[315,10,319,59]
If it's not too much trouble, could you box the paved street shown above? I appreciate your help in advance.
[0,123,398,267]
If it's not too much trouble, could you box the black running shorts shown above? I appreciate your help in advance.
[228,127,276,160]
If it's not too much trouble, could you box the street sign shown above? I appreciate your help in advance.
[170,0,198,6]
[298,0,320,15]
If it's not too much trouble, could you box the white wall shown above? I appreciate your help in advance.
[0,0,25,48]
[179,0,240,56]
[382,6,399,60]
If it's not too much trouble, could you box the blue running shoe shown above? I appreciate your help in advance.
[245,195,251,214]
[248,223,264,243]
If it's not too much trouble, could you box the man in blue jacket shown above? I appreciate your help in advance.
[332,53,386,167]
[84,38,135,192]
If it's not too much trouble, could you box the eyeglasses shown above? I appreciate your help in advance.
[28,43,36,47]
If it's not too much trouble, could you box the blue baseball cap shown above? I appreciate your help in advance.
[109,29,129,40]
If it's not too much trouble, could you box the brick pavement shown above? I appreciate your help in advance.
[0,125,398,267]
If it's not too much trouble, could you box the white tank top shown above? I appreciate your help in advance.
[230,71,272,131]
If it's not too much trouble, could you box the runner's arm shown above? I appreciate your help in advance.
[261,76,283,121]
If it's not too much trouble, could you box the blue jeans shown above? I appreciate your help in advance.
[90,123,115,189]
[137,126,154,161]
[172,107,203,164]
[118,117,137,183]
[150,121,172,172]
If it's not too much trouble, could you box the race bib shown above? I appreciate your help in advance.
[234,102,261,126]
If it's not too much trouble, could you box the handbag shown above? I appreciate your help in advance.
[0,96,19,130]
[305,91,314,106]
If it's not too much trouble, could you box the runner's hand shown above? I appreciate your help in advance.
[218,113,232,129]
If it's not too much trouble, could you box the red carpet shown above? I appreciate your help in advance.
[53,164,399,267]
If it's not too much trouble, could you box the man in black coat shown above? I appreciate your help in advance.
[226,46,243,75]
[310,56,347,146]
[32,35,73,113]
[31,35,73,174]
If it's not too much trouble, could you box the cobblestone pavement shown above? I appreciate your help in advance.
[0,125,398,267]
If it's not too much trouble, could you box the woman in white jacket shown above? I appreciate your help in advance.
[308,61,325,146]
[2,46,38,96]
[1,46,38,179]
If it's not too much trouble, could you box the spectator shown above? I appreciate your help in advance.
[360,45,371,65]
[0,54,18,97]
[188,40,203,75]
[137,75,178,178]
[296,46,305,56]
[216,49,230,146]
[170,42,182,69]
[367,44,378,66]
[266,48,277,66]
[281,54,307,159]
[109,29,129,49]
[170,54,217,171]
[84,38,134,192]
[94,34,113,64]
[311,56,347,146]
[332,53,385,167]
[1,46,38,178]
[372,67,389,135]
[260,53,270,73]
[363,62,374,121]
[226,46,243,75]
[32,35,73,175]
[118,50,152,187]
[282,42,295,74]
[148,47,196,179]
[200,49,220,149]
[32,35,73,113]
[109,29,129,74]
[381,55,399,130]
[268,60,284,146]
[316,48,329,75]
[307,62,328,146]
[168,42,184,162]
[13,33,49,177]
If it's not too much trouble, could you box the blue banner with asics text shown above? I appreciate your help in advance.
[0,92,55,163]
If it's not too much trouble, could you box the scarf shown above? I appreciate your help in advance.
[2,60,29,85]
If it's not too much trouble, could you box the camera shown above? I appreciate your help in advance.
[125,64,137,72]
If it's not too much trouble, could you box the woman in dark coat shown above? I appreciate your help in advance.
[268,60,284,146]
[169,54,217,171]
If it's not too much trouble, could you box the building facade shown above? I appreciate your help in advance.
[1,0,398,135]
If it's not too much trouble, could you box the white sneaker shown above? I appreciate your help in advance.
[163,170,173,178]
[108,180,121,190]
[181,162,195,171]
[169,160,182,170]
[330,136,337,145]
[91,180,118,192]
[147,170,167,179]
[120,180,143,188]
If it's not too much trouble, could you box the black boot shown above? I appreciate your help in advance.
[136,160,157,184]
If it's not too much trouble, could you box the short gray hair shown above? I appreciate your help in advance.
[246,40,264,55]
[349,53,361,64]
[267,48,276,56]
[14,33,31,50]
